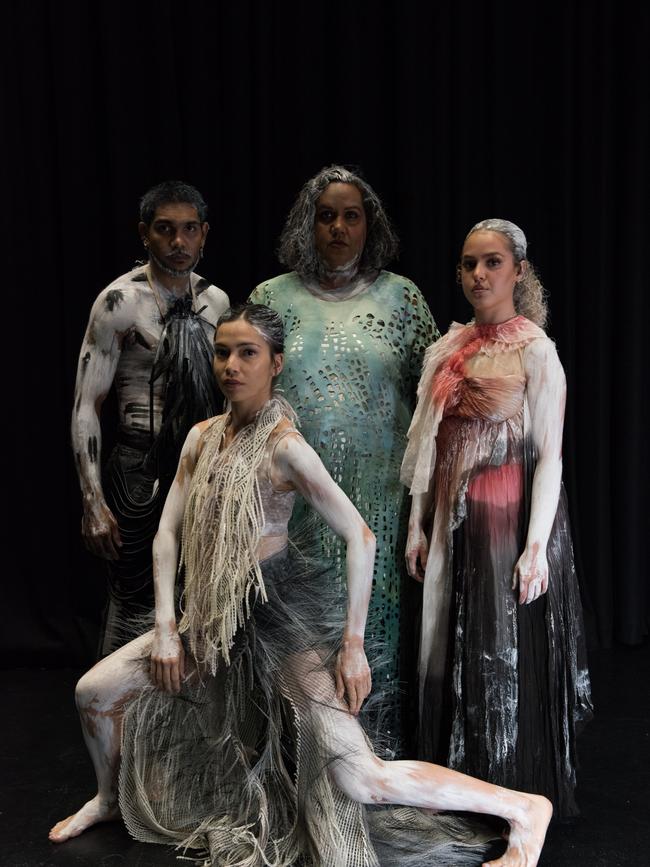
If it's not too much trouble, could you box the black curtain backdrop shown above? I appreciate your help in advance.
[2,0,648,666]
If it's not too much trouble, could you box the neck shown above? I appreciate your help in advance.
[229,395,273,432]
[148,259,192,297]
[317,256,362,291]
[474,305,518,325]
[319,272,357,291]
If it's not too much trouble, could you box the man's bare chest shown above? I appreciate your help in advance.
[116,294,213,377]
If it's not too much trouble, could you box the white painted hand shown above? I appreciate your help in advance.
[150,622,186,693]
[406,525,428,582]
[513,547,549,605]
[335,636,372,716]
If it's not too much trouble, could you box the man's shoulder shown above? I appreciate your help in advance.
[98,265,148,304]
[192,274,229,322]
[88,266,150,331]
[193,274,229,303]
[103,264,148,291]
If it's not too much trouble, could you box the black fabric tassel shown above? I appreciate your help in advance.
[145,296,221,493]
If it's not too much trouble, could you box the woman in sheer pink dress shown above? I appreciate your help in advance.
[403,220,593,820]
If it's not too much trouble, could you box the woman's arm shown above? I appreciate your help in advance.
[514,338,566,604]
[405,490,435,581]
[272,432,376,716]
[150,423,204,693]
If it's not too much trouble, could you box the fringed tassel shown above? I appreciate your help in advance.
[178,396,296,673]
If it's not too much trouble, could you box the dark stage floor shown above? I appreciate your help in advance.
[2,642,649,867]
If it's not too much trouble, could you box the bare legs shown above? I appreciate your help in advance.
[329,743,552,867]
[292,653,552,867]
[48,632,152,843]
[51,639,551,866]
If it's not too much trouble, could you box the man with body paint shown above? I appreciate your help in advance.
[71,181,229,654]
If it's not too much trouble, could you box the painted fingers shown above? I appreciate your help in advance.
[150,627,186,693]
[335,637,372,716]
[513,551,549,605]
[82,503,122,560]
[405,527,428,582]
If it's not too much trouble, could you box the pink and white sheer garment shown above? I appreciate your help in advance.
[402,316,593,819]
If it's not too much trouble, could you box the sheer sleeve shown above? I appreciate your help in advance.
[523,336,566,552]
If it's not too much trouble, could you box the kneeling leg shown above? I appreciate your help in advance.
[49,631,152,842]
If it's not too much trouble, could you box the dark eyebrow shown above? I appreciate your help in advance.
[316,203,362,210]
[153,219,201,227]
[214,341,263,348]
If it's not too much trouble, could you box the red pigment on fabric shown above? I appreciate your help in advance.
[432,335,486,407]
[432,317,533,409]
[467,464,523,507]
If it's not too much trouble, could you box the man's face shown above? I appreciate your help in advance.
[139,202,209,278]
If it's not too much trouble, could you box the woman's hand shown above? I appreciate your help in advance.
[335,635,372,716]
[150,620,186,693]
[513,546,549,604]
[406,524,429,582]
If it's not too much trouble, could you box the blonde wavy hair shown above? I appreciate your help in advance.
[464,218,548,329]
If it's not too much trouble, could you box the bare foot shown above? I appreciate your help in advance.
[48,795,120,843]
[482,794,552,867]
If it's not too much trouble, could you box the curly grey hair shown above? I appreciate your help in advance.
[465,218,548,329]
[278,165,399,278]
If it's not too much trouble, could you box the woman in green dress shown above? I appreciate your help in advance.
[249,165,437,754]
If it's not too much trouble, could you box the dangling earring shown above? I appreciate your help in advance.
[143,239,149,249]
[455,265,462,286]
[199,246,204,260]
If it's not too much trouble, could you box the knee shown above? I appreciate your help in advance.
[75,667,102,712]
[329,755,388,805]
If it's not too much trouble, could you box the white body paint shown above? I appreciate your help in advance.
[513,337,566,602]
[52,411,552,865]
[71,264,229,559]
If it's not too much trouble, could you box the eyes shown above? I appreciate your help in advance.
[461,256,504,271]
[316,208,363,225]
[214,347,258,360]
[152,222,201,236]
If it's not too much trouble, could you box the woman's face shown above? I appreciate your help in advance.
[314,182,367,272]
[459,230,523,322]
[213,319,283,406]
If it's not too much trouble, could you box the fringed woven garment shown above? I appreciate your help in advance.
[178,395,296,672]
[119,396,499,866]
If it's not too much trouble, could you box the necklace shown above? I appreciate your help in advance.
[145,264,196,322]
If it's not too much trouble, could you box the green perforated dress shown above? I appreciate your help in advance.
[250,271,437,754]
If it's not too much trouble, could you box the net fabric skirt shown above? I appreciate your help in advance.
[119,549,496,866]
[420,416,593,820]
